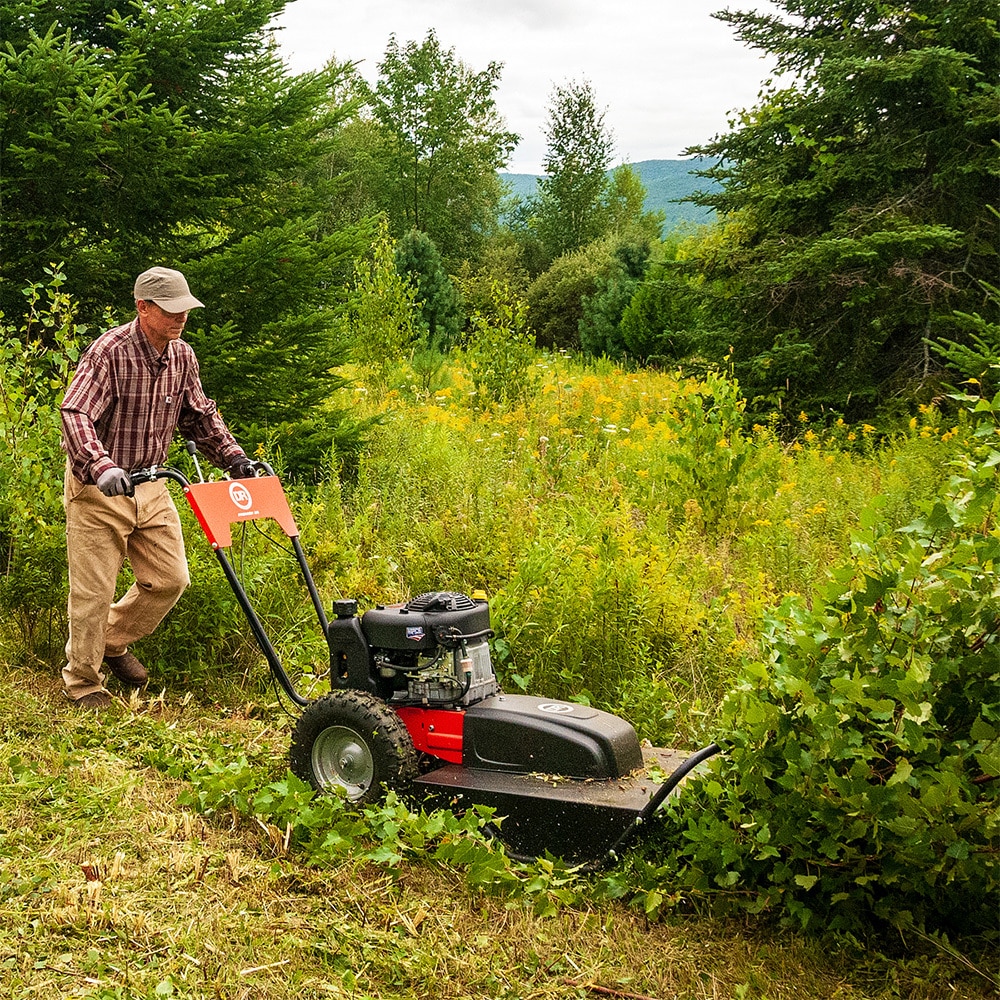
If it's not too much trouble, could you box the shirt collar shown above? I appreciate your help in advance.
[130,316,172,368]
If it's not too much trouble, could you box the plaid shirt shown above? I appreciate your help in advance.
[61,318,244,484]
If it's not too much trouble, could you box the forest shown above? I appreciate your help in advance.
[0,1,998,997]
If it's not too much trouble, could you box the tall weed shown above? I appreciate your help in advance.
[328,355,968,747]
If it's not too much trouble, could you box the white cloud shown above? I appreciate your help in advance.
[271,0,778,173]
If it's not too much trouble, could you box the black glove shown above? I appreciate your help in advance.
[227,456,258,479]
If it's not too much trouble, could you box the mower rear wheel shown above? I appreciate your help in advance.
[289,690,418,804]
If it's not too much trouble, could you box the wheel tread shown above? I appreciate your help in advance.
[289,690,418,803]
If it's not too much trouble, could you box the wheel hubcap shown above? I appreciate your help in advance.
[311,725,374,800]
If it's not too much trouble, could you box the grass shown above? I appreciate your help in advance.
[2,666,996,1000]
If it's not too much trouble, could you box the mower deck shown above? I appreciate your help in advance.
[414,746,692,864]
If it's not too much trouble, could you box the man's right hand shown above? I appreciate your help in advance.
[96,467,134,498]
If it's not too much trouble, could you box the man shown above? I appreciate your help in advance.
[60,266,255,708]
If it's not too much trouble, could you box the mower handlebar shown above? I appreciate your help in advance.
[128,460,272,490]
[129,466,189,488]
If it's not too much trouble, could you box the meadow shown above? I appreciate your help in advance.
[1,340,997,998]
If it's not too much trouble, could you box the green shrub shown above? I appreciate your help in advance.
[462,282,536,406]
[346,221,417,390]
[0,268,81,662]
[525,240,616,350]
[619,271,701,363]
[658,367,754,530]
[653,393,1000,933]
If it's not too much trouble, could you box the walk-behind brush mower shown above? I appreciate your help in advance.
[131,458,720,866]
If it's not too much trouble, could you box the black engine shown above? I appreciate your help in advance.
[326,592,498,705]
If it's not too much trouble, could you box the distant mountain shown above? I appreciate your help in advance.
[631,159,720,230]
[499,158,720,235]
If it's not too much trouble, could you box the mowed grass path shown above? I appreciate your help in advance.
[1,668,995,1000]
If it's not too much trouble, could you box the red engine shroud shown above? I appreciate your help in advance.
[394,706,465,765]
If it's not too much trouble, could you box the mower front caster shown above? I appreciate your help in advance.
[289,690,418,804]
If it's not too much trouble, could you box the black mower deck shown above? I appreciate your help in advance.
[414,746,693,864]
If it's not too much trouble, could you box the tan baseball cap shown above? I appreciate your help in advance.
[133,266,205,311]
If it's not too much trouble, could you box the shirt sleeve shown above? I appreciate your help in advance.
[60,353,117,484]
[176,352,245,471]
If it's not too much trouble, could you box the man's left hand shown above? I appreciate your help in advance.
[228,457,258,479]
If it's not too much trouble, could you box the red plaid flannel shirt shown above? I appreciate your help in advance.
[61,318,244,484]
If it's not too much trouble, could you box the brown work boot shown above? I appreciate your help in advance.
[70,690,114,709]
[103,651,148,687]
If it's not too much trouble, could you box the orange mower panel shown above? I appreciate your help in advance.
[183,476,299,549]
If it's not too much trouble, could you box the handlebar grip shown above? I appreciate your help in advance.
[128,468,158,487]
[129,466,190,487]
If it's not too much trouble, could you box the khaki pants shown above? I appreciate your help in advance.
[62,469,190,699]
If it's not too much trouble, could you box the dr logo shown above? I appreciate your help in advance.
[229,481,253,510]
[538,702,574,714]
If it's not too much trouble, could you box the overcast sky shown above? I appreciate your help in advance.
[271,0,780,174]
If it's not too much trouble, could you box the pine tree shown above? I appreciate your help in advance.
[394,229,463,353]
[0,0,373,468]
[684,0,1000,414]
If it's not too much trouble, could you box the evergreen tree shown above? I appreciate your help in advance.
[578,239,652,358]
[394,229,463,353]
[685,0,1000,415]
[0,0,373,469]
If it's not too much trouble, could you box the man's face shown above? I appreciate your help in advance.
[136,299,188,353]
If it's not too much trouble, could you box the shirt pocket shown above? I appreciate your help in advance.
[157,373,185,416]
